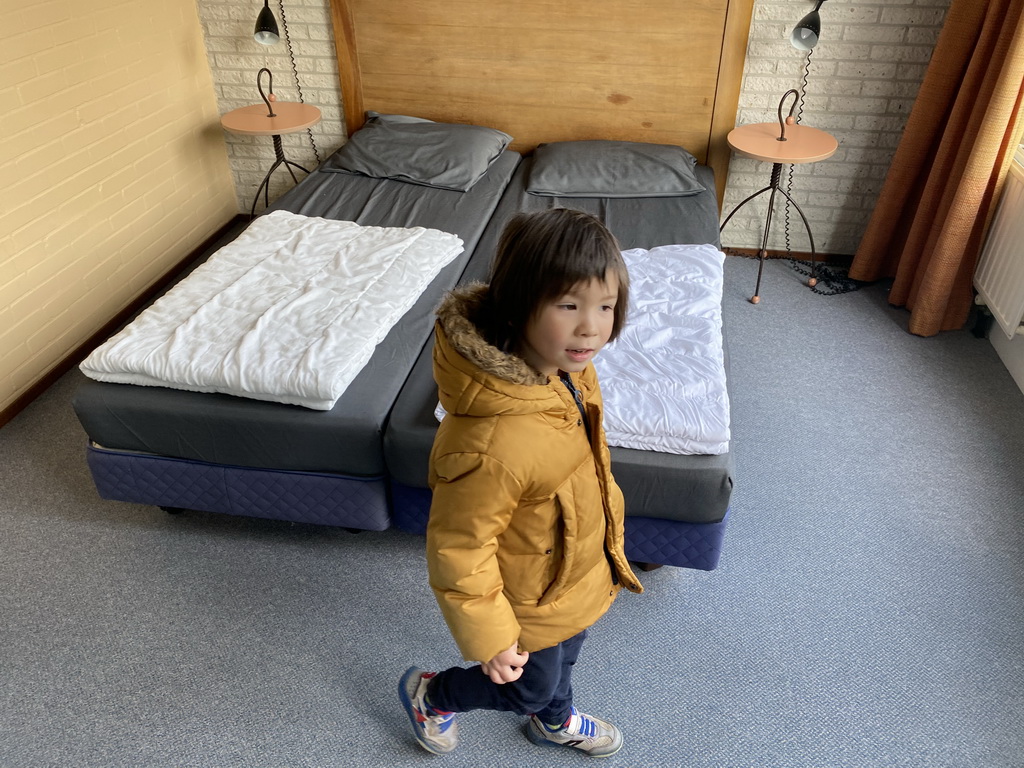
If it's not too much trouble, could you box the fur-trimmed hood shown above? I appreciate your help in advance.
[433,283,577,418]
[435,283,548,386]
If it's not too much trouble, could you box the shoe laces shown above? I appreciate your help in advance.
[416,705,455,739]
[563,708,599,739]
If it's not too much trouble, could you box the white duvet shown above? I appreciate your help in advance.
[434,243,730,456]
[81,210,464,410]
[594,244,730,455]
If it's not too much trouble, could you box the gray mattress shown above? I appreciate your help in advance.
[72,150,521,477]
[382,158,734,524]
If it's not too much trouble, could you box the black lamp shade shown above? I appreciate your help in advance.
[790,1,826,51]
[254,2,280,45]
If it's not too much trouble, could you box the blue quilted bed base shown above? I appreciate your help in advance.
[85,443,390,530]
[389,482,728,571]
[83,444,727,567]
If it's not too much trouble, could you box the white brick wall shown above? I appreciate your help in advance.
[722,0,952,256]
[195,0,346,213]
[193,0,951,256]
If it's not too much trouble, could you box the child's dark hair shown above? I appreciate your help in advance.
[481,208,629,353]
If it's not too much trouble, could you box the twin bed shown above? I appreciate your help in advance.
[74,123,520,533]
[72,0,754,570]
[382,148,733,569]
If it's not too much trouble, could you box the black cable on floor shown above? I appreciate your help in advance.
[785,259,866,296]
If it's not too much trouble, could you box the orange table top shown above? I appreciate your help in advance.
[727,122,838,164]
[220,102,321,136]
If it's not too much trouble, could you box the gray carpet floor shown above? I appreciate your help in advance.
[2,255,1023,767]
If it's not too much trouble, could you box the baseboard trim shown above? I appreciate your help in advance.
[0,215,248,431]
[724,247,854,268]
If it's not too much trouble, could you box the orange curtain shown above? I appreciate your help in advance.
[848,0,1024,336]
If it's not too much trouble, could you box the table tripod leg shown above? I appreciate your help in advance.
[719,186,775,233]
[265,133,302,186]
[283,159,311,183]
[749,164,784,304]
[246,134,315,216]
[245,156,282,217]
[271,135,314,184]
[720,185,773,304]
[775,185,819,287]
[250,157,285,218]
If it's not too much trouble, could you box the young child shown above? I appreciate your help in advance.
[399,208,643,758]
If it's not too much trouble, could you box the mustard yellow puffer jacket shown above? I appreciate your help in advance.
[427,284,642,664]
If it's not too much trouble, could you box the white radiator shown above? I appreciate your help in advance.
[975,155,1024,339]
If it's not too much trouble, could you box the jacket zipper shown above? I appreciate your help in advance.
[561,372,617,584]
[560,372,590,441]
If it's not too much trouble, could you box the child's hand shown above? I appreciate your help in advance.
[480,642,530,684]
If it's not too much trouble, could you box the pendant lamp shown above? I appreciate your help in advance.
[254,0,280,45]
[791,0,827,51]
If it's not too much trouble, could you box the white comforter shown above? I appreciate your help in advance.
[81,211,464,410]
[595,244,730,455]
[434,243,730,455]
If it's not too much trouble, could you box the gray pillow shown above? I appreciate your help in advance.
[322,112,512,192]
[527,140,706,198]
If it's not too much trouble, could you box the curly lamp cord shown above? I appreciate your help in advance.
[279,0,321,165]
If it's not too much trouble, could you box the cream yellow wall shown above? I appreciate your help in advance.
[1,0,238,414]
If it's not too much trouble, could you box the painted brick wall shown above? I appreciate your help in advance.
[196,0,346,213]
[2,0,237,415]
[722,0,952,256]
[194,0,951,257]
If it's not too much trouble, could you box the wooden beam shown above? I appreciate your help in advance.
[330,0,364,137]
[708,0,755,210]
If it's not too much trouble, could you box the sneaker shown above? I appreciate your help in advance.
[526,707,623,757]
[398,667,458,754]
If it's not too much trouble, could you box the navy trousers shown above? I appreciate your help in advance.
[426,630,587,725]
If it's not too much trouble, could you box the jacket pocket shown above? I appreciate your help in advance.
[497,496,560,605]
[537,488,577,606]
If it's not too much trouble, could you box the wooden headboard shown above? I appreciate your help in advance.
[329,0,754,206]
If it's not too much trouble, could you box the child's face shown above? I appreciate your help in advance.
[520,272,619,377]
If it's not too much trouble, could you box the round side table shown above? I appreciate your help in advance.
[720,121,838,304]
[221,101,322,217]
